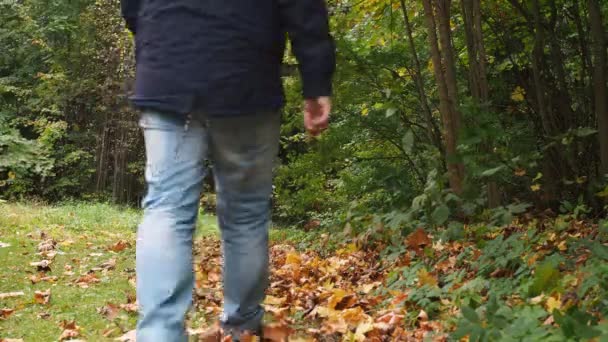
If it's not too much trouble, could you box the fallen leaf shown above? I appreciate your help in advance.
[37,311,51,319]
[265,295,286,306]
[58,320,80,341]
[417,309,429,322]
[354,321,374,341]
[98,303,121,320]
[74,273,100,288]
[263,322,292,342]
[0,291,25,299]
[108,240,131,252]
[34,289,51,305]
[406,228,431,256]
[120,302,138,313]
[197,324,221,342]
[1,308,15,319]
[99,258,117,270]
[0,241,11,248]
[545,295,561,312]
[417,268,438,287]
[59,239,75,247]
[2,339,24,342]
[30,274,58,284]
[359,282,381,294]
[30,259,52,272]
[327,289,348,310]
[37,239,56,252]
[285,252,301,265]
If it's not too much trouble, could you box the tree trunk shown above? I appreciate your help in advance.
[422,0,464,195]
[588,0,608,175]
[399,0,443,151]
[462,0,500,207]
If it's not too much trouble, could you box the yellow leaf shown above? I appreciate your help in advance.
[345,243,358,252]
[285,252,301,265]
[359,282,378,294]
[511,86,526,102]
[354,321,373,341]
[557,240,567,251]
[8,171,16,179]
[545,295,561,312]
[361,107,369,116]
[397,67,408,77]
[417,268,438,287]
[265,295,286,306]
[327,289,348,310]
[531,184,541,192]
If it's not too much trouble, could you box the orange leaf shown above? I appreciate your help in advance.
[1,308,15,319]
[34,289,51,305]
[108,240,131,252]
[263,322,292,342]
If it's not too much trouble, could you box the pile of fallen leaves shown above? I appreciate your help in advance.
[193,232,447,341]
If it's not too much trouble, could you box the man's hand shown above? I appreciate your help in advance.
[304,96,331,136]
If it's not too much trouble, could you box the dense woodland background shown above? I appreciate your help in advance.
[1,0,608,228]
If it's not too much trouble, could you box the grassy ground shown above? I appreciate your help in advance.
[0,202,221,341]
[4,202,607,341]
[0,201,310,341]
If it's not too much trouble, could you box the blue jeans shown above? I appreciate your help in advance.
[136,110,280,341]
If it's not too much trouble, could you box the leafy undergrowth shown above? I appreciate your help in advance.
[2,203,608,341]
[195,217,608,341]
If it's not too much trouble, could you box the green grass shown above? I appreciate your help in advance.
[0,201,310,341]
[0,202,220,341]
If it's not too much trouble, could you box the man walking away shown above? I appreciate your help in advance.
[120,0,335,340]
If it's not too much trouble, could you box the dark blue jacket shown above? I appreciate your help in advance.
[121,0,335,116]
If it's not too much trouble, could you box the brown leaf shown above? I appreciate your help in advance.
[58,320,80,341]
[1,308,15,319]
[37,311,51,319]
[334,294,358,310]
[98,303,121,320]
[30,274,58,284]
[0,291,25,299]
[74,273,100,288]
[34,289,51,305]
[99,258,117,270]
[263,322,292,342]
[120,302,138,313]
[37,239,56,252]
[198,324,221,342]
[58,329,80,341]
[30,259,52,272]
[108,240,131,252]
[406,228,432,256]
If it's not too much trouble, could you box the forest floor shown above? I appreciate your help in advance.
[1,202,607,341]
